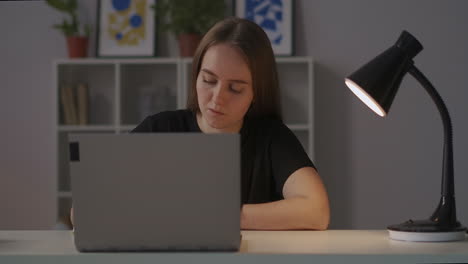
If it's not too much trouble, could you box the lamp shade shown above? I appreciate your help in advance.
[345,31,423,116]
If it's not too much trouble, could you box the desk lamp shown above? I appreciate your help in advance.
[344,31,466,242]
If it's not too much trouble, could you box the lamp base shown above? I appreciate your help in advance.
[387,219,466,242]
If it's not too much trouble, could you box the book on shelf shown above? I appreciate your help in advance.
[59,83,89,125]
[76,83,89,125]
[60,84,75,125]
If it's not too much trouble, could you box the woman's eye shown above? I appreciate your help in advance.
[229,85,242,94]
[203,78,216,84]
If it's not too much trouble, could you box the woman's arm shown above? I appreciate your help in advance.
[241,167,330,230]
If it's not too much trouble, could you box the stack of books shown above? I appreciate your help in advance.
[60,83,89,125]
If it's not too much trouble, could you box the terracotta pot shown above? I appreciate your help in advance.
[178,33,202,57]
[66,36,88,58]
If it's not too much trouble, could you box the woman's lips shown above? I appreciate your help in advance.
[208,108,224,115]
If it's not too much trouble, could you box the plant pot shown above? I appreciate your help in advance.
[178,33,202,57]
[66,36,88,58]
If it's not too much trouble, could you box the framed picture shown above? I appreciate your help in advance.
[96,0,156,57]
[234,0,294,56]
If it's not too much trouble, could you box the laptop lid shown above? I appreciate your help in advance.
[69,133,241,252]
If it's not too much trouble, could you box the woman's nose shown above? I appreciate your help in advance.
[212,84,228,105]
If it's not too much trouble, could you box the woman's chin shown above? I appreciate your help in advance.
[201,113,241,132]
[207,120,227,130]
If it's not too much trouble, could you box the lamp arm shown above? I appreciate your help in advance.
[408,65,454,196]
[408,65,458,225]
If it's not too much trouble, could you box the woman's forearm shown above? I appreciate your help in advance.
[241,197,329,230]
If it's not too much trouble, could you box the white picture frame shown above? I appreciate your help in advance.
[97,0,156,57]
[235,0,294,56]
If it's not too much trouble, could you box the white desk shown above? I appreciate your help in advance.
[1,230,467,264]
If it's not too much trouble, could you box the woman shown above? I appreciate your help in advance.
[131,17,330,230]
[72,17,329,230]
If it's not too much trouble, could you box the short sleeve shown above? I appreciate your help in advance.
[131,116,154,132]
[270,122,315,195]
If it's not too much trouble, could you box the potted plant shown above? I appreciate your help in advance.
[155,0,226,57]
[46,0,91,58]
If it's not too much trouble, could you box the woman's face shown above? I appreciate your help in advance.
[196,44,254,133]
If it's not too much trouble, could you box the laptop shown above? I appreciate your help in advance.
[68,133,241,252]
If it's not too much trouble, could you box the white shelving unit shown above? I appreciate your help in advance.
[53,57,315,228]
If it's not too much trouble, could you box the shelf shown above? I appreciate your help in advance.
[118,58,180,64]
[119,125,138,132]
[55,58,117,65]
[275,56,312,63]
[278,63,311,124]
[54,56,315,223]
[179,56,312,64]
[57,63,116,125]
[120,124,309,132]
[55,57,313,65]
[58,192,72,198]
[55,57,180,65]
[120,63,178,124]
[58,125,116,132]
[286,124,310,131]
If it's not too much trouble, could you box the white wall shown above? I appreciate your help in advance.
[296,0,468,228]
[0,1,63,229]
[1,0,467,230]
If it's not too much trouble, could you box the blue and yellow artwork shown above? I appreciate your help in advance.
[98,0,154,56]
[107,0,148,46]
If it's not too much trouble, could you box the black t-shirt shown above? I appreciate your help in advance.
[131,109,315,204]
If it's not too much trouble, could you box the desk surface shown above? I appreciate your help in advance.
[1,230,467,264]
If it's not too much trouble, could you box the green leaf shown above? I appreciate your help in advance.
[83,24,91,37]
[45,0,76,13]
[45,0,68,12]
[46,0,82,37]
[156,0,226,35]
[67,0,77,13]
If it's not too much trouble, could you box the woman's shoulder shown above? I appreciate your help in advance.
[132,109,196,132]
